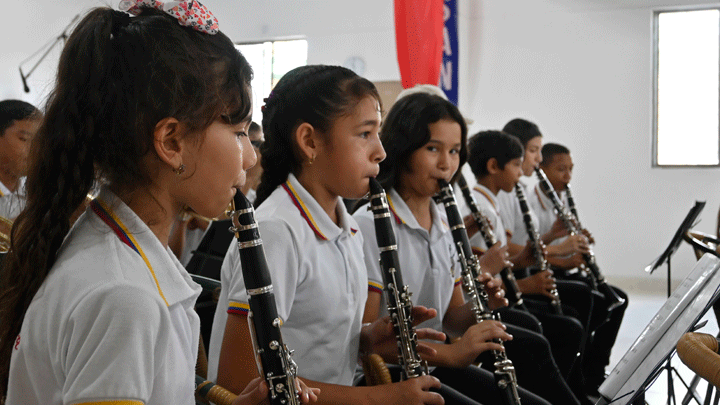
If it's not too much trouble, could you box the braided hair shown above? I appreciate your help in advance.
[0,7,252,392]
[255,65,381,207]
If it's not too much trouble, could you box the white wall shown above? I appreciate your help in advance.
[2,0,719,289]
[461,0,720,289]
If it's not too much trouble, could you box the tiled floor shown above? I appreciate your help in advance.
[606,291,719,405]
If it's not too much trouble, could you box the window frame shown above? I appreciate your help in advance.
[652,6,720,168]
[235,37,308,125]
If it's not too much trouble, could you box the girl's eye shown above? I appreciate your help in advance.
[426,146,438,152]
[360,131,370,139]
[236,131,248,138]
[449,148,460,154]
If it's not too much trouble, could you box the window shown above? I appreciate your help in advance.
[236,40,308,125]
[654,9,720,166]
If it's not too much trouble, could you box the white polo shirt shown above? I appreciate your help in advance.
[497,176,540,246]
[208,173,368,386]
[528,184,578,249]
[354,189,460,333]
[528,184,558,239]
[0,177,26,220]
[458,183,510,252]
[7,187,202,405]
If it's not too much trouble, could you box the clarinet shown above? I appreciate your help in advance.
[564,184,584,232]
[514,184,563,315]
[438,179,521,405]
[230,191,300,405]
[368,178,428,379]
[456,175,523,308]
[533,168,625,312]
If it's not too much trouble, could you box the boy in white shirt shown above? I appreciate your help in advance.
[531,142,628,396]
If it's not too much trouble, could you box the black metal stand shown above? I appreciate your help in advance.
[662,256,703,405]
[18,14,79,93]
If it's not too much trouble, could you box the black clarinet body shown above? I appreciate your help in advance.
[438,179,521,405]
[456,175,523,308]
[533,168,625,312]
[514,184,562,315]
[231,191,300,405]
[565,184,584,232]
[368,178,428,379]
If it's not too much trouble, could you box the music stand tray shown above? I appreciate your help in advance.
[597,254,720,405]
[645,201,705,274]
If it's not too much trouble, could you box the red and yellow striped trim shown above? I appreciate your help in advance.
[473,186,499,215]
[227,301,250,315]
[368,281,383,294]
[386,195,405,225]
[454,277,462,287]
[91,199,168,307]
[282,182,328,240]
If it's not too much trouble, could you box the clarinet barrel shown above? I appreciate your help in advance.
[231,191,300,405]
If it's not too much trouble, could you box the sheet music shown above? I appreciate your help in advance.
[598,254,720,404]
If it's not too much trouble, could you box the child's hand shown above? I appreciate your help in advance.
[477,242,511,276]
[451,321,511,368]
[295,378,320,403]
[476,272,508,309]
[369,376,444,405]
[516,270,557,300]
[581,228,595,244]
[544,217,569,242]
[509,241,536,268]
[463,214,479,238]
[231,376,269,405]
[554,234,589,256]
[362,307,446,362]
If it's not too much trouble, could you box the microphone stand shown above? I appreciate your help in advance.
[18,14,79,93]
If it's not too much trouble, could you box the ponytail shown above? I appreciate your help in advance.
[255,65,380,207]
[0,6,252,393]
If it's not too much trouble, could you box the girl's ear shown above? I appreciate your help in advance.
[294,122,319,164]
[486,157,500,175]
[153,117,185,170]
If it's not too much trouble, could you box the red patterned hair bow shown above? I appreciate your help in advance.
[118,0,219,35]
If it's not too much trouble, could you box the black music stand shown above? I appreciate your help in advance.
[644,201,706,405]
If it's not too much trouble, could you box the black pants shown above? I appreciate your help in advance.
[432,366,550,405]
[483,318,583,405]
[522,297,585,378]
[367,365,550,405]
[554,272,628,392]
[584,286,627,388]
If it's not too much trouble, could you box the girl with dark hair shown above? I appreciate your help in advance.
[208,65,448,405]
[0,2,285,404]
[356,93,585,405]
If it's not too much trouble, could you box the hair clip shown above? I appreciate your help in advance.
[118,0,219,35]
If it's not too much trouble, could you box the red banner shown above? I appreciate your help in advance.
[394,0,444,89]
